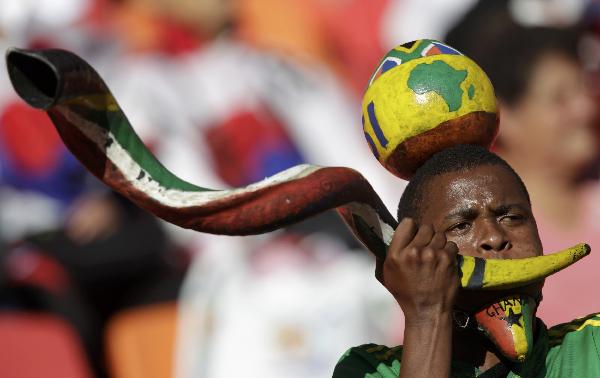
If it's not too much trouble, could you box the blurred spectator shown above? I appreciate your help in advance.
[0,93,184,378]
[447,2,600,326]
[0,1,185,377]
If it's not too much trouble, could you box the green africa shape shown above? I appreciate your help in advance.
[407,61,467,112]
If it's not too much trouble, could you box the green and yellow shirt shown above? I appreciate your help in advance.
[333,313,600,377]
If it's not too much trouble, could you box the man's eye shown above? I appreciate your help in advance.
[449,222,471,233]
[500,214,524,223]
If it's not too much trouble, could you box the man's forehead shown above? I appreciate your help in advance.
[422,165,530,218]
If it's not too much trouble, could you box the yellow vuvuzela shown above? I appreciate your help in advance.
[458,243,590,290]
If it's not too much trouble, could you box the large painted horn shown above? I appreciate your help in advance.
[5,47,590,290]
[4,47,397,259]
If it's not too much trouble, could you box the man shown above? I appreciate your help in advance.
[333,144,600,377]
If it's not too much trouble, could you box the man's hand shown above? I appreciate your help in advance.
[382,217,460,323]
[380,218,460,378]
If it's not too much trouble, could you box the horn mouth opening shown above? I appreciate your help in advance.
[6,48,60,109]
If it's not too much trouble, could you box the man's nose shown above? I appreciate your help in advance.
[477,220,510,255]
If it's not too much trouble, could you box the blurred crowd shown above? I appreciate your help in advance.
[0,0,600,377]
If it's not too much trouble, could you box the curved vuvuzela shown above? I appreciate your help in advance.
[459,243,590,290]
[5,48,589,290]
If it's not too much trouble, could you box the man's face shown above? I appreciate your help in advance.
[414,164,545,356]
[419,164,544,310]
[420,164,542,260]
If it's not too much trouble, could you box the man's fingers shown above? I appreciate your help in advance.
[390,218,418,252]
[408,224,434,248]
[428,231,447,250]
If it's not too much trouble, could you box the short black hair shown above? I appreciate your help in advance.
[397,144,530,222]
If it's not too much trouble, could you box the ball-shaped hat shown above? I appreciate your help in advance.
[362,39,499,179]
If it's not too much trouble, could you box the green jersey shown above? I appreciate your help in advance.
[333,313,600,377]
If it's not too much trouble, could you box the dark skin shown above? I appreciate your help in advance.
[381,165,544,378]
